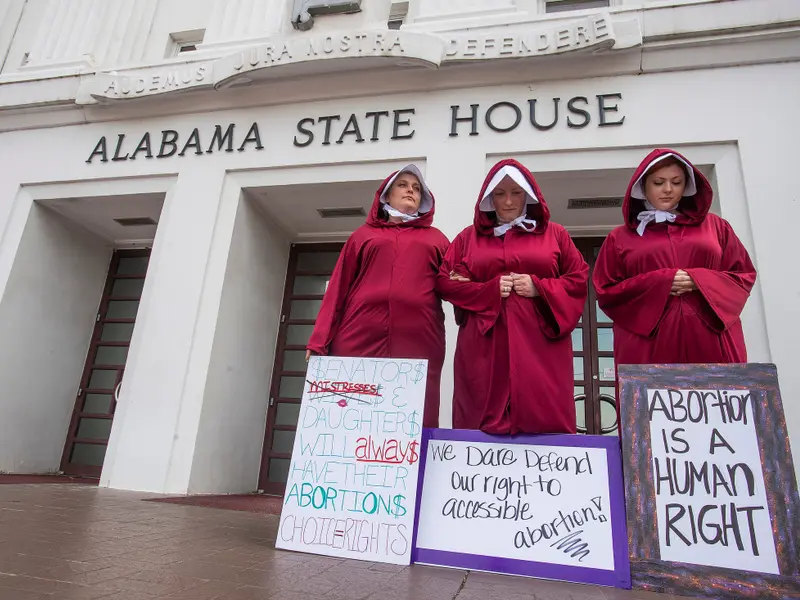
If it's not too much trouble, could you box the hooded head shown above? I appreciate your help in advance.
[473,159,550,236]
[367,164,435,228]
[623,149,713,230]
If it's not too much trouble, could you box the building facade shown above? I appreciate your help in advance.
[0,0,798,495]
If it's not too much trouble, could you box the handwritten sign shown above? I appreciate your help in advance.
[619,364,800,600]
[276,355,426,565]
[648,388,778,572]
[413,430,631,588]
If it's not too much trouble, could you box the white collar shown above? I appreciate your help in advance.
[636,201,678,236]
[384,204,419,222]
[494,214,537,237]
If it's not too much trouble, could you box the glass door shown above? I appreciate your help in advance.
[258,243,343,494]
[60,249,150,477]
[572,238,618,436]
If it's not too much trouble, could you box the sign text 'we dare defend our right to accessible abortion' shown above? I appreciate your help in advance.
[276,355,427,565]
[414,430,631,588]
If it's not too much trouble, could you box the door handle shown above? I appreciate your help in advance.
[114,382,122,402]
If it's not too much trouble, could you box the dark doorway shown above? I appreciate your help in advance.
[258,243,344,493]
[60,249,150,477]
[572,237,617,436]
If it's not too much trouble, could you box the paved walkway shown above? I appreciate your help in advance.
[0,484,686,600]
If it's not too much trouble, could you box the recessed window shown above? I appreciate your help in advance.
[545,0,610,13]
[165,29,205,58]
[388,1,409,30]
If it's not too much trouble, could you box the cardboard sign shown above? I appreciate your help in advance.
[276,355,426,565]
[619,363,800,599]
[413,429,631,588]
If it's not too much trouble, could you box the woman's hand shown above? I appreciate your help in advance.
[500,275,514,298]
[511,273,538,298]
[305,350,316,361]
[671,269,696,296]
[449,270,471,282]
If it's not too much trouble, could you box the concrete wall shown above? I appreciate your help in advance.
[0,202,110,473]
[189,195,289,494]
[1,0,47,75]
[99,168,227,493]
[0,0,26,73]
[0,0,762,78]
[143,0,216,63]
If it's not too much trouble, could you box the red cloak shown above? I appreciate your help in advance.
[592,148,757,367]
[307,169,449,428]
[437,159,589,435]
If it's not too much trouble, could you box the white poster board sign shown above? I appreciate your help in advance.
[618,364,800,599]
[414,430,630,588]
[276,355,427,565]
[648,388,779,573]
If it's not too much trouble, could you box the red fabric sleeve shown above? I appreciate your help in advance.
[530,228,589,339]
[306,237,359,355]
[592,233,677,338]
[685,220,757,332]
[437,234,502,335]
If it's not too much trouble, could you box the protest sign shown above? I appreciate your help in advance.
[413,429,631,588]
[276,355,426,565]
[619,363,800,599]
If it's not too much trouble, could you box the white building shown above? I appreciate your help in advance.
[0,0,797,495]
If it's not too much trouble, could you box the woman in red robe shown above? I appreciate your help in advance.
[306,165,449,427]
[592,148,757,368]
[437,159,589,434]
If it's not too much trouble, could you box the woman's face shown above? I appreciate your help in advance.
[645,163,686,211]
[386,173,422,215]
[491,176,527,222]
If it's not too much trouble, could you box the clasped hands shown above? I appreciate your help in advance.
[671,269,697,296]
[449,271,538,298]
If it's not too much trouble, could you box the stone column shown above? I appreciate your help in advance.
[202,0,284,48]
[94,0,159,67]
[24,0,100,69]
[0,0,26,72]
[409,0,517,23]
[101,166,229,494]
[23,0,159,70]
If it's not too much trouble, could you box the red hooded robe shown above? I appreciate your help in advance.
[307,167,449,427]
[592,148,757,367]
[437,159,589,435]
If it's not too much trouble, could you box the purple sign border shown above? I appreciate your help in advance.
[410,428,631,589]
